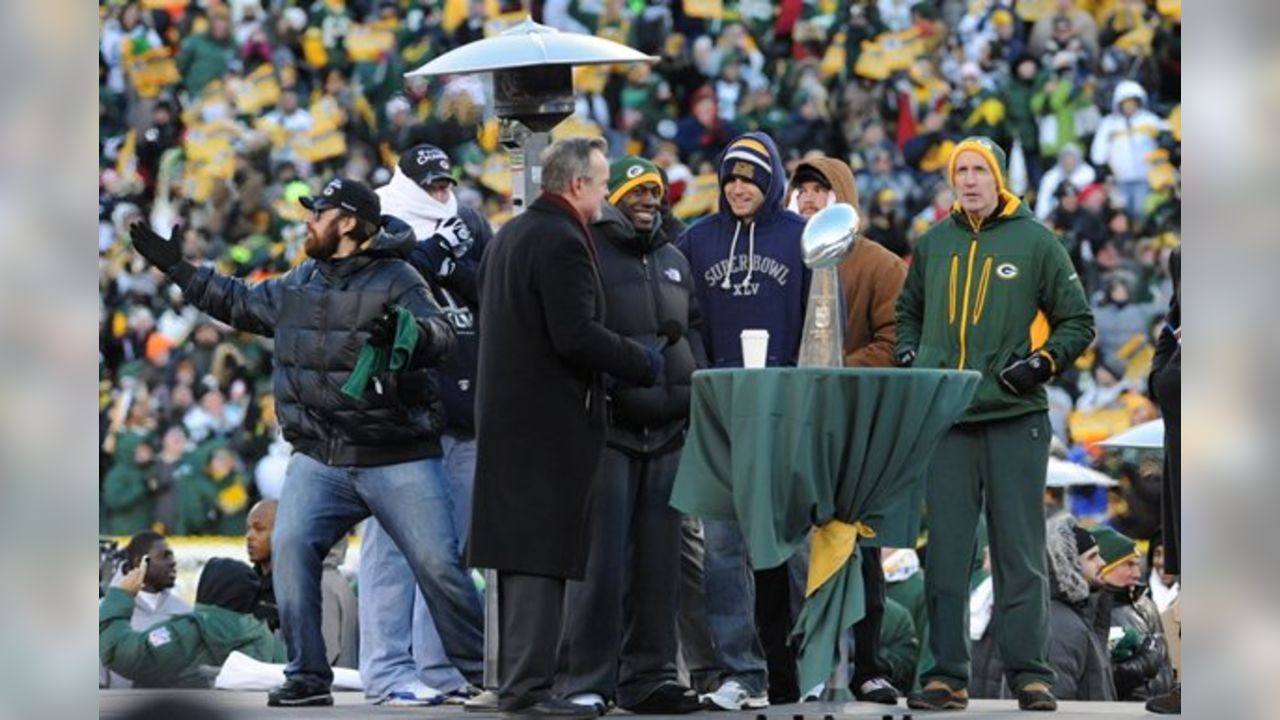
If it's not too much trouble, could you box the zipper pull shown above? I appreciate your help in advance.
[373,377,384,395]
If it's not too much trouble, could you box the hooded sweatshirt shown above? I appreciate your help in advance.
[785,156,907,368]
[1089,81,1166,183]
[896,136,1095,423]
[676,132,811,367]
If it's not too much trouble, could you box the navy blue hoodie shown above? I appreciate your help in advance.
[675,132,811,367]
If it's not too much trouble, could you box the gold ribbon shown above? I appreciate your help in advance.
[806,519,877,597]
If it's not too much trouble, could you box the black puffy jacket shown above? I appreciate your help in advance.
[169,219,455,466]
[1109,586,1174,701]
[592,203,707,456]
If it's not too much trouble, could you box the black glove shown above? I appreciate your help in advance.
[366,307,398,348]
[129,221,182,272]
[432,216,473,259]
[642,345,666,387]
[896,348,917,367]
[999,351,1054,395]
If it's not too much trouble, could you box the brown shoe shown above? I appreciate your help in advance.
[906,681,969,711]
[1145,684,1181,714]
[1017,682,1058,711]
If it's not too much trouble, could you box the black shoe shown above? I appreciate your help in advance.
[854,677,899,705]
[622,683,702,715]
[501,699,601,718]
[267,678,333,707]
[1017,682,1058,712]
[906,681,968,711]
[1145,684,1181,714]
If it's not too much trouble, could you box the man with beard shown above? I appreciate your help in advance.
[554,156,704,715]
[469,138,665,718]
[128,177,482,708]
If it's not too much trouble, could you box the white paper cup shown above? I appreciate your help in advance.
[740,329,769,368]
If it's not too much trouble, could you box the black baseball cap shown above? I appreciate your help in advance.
[299,177,381,225]
[399,144,457,187]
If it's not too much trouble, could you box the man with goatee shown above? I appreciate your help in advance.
[127,177,483,708]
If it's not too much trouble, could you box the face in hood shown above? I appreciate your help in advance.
[785,156,860,217]
[1112,79,1148,113]
[716,132,788,224]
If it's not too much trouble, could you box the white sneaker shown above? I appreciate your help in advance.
[377,680,444,706]
[700,679,770,711]
[567,692,607,715]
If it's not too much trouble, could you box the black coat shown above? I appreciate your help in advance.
[1109,587,1174,700]
[468,194,653,579]
[1149,248,1180,574]
[1048,592,1116,701]
[592,204,707,455]
[170,219,455,466]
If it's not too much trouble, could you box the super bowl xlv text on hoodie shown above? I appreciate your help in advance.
[676,132,811,367]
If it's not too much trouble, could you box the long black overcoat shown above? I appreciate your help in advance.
[468,193,651,579]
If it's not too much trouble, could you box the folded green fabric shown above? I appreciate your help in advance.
[341,305,419,399]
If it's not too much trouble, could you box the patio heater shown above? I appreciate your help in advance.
[404,18,656,706]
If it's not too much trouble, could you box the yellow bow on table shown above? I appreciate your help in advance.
[806,519,877,597]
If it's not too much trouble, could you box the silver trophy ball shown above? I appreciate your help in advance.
[800,202,861,269]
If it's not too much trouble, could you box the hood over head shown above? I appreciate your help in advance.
[1047,514,1092,604]
[1112,79,1148,112]
[786,156,860,213]
[716,132,788,223]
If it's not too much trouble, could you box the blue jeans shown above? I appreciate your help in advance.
[702,518,768,695]
[359,435,479,697]
[274,452,483,688]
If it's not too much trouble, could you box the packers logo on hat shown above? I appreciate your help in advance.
[626,164,644,179]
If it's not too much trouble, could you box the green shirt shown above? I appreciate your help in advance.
[896,198,1094,423]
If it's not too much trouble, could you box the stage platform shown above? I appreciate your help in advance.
[99,690,1152,719]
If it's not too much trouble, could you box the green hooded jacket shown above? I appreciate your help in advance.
[99,587,284,687]
[897,137,1094,424]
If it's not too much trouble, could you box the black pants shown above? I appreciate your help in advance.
[498,572,566,710]
[852,548,892,686]
[754,565,799,702]
[557,446,685,707]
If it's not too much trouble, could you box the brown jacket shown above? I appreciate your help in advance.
[787,157,907,368]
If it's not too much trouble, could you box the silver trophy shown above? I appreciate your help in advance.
[798,203,860,368]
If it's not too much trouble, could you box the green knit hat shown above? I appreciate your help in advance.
[608,156,664,205]
[1089,526,1140,575]
[948,136,1009,193]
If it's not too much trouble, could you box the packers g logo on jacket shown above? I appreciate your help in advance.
[996,262,1019,279]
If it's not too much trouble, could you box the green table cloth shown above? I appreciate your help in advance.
[669,367,980,697]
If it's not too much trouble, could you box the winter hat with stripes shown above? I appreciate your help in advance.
[720,135,773,193]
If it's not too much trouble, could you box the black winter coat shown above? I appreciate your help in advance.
[592,203,707,456]
[1048,591,1116,701]
[169,220,455,466]
[1109,587,1174,700]
[468,194,653,579]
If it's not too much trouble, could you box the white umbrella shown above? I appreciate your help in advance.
[1099,419,1165,449]
[1046,457,1118,488]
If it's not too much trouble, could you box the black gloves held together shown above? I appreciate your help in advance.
[129,221,182,272]
[999,351,1054,395]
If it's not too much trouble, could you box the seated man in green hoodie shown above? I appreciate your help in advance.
[100,557,285,688]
